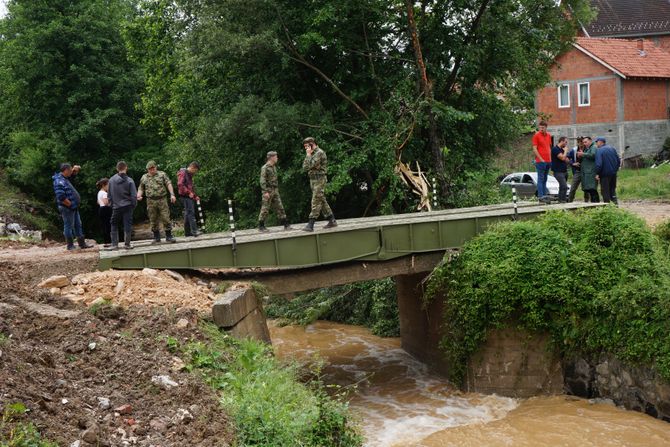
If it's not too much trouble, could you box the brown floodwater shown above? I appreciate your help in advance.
[269,320,670,447]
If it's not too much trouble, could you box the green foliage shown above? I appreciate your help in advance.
[266,279,399,337]
[0,170,60,237]
[427,207,670,383]
[1,402,58,447]
[179,323,362,447]
[617,165,670,201]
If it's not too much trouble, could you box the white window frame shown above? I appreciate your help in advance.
[557,84,570,108]
[578,82,590,107]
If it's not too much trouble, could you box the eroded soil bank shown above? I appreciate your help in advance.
[0,243,234,446]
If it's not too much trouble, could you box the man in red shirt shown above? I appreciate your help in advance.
[532,120,553,203]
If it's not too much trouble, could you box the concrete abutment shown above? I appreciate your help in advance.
[395,272,563,397]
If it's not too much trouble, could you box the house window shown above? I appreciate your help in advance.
[557,84,570,108]
[578,82,590,106]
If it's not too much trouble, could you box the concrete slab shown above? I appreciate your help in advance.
[212,288,258,328]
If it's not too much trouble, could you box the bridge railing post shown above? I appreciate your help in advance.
[511,182,518,221]
[228,199,237,251]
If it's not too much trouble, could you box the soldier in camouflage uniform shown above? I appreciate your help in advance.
[137,161,177,243]
[258,151,291,232]
[302,137,337,232]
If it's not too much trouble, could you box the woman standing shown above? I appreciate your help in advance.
[96,178,112,247]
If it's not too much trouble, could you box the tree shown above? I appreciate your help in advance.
[0,0,158,231]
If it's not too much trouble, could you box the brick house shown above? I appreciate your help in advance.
[535,0,670,158]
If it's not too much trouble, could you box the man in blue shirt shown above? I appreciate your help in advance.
[551,136,569,203]
[52,163,93,251]
[594,137,621,204]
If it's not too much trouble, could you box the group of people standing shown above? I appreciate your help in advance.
[532,121,621,204]
[52,136,338,251]
[53,160,202,251]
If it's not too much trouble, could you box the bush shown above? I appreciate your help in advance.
[180,323,362,447]
[427,206,670,383]
[266,278,399,337]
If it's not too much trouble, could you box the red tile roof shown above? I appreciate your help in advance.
[574,37,670,79]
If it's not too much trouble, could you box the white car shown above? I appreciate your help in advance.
[500,172,570,198]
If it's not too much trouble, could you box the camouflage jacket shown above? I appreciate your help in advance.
[139,171,172,199]
[302,147,327,177]
[260,163,279,191]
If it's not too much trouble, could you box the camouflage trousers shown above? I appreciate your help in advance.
[308,176,332,219]
[147,198,172,232]
[258,189,287,221]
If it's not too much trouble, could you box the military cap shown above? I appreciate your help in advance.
[267,151,278,158]
[146,160,158,169]
[302,137,316,144]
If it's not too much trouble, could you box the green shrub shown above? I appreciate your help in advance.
[266,278,399,337]
[180,323,362,447]
[427,206,670,383]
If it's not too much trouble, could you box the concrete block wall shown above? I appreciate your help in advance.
[549,120,670,158]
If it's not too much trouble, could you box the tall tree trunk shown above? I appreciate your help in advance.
[404,0,448,198]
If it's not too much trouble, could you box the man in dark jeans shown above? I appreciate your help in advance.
[567,137,587,202]
[177,161,201,237]
[52,163,93,250]
[551,136,569,203]
[108,161,137,250]
[594,137,621,204]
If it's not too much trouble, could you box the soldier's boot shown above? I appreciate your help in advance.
[124,232,133,250]
[107,232,119,251]
[323,215,338,229]
[258,221,269,233]
[302,218,315,232]
[66,237,76,251]
[151,231,161,244]
[282,219,292,230]
[165,230,176,243]
[77,236,93,249]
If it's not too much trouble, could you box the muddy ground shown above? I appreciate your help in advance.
[0,243,234,446]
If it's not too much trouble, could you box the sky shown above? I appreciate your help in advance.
[0,0,6,19]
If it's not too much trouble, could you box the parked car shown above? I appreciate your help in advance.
[499,172,570,198]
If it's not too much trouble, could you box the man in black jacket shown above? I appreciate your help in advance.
[108,161,137,250]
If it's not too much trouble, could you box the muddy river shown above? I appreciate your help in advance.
[269,321,670,447]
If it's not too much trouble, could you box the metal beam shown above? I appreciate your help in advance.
[198,252,449,295]
[99,202,603,271]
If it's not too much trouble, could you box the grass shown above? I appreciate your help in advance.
[0,170,60,238]
[617,164,670,201]
[178,322,363,447]
[1,402,58,447]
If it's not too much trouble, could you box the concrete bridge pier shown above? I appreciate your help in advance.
[395,273,564,397]
[395,272,450,376]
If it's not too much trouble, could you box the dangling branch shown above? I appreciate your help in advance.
[275,8,369,120]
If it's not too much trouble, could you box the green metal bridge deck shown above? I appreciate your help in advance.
[99,202,603,271]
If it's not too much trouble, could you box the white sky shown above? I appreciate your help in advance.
[0,0,6,19]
